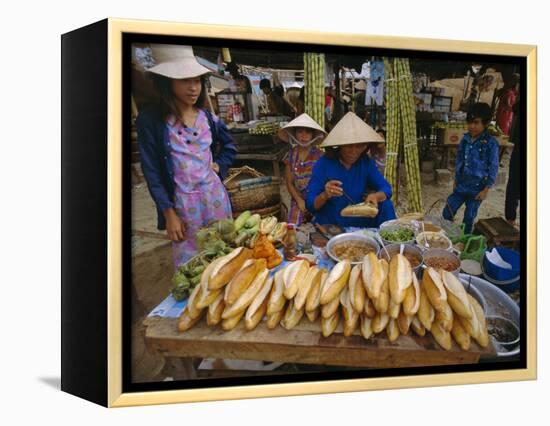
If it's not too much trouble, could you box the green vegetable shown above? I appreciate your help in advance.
[244,214,261,229]
[190,274,202,286]
[235,230,250,246]
[171,270,192,301]
[214,219,235,235]
[245,225,259,236]
[234,211,251,231]
[380,228,415,242]
[190,265,206,277]
[172,284,190,301]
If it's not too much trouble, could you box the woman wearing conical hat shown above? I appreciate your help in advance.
[305,112,397,228]
[277,113,326,225]
[136,44,236,267]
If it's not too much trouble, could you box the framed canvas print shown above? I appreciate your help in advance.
[61,18,537,407]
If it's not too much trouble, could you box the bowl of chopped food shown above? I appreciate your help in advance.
[422,248,461,277]
[379,220,417,246]
[326,233,380,264]
[378,243,424,274]
[486,315,520,351]
[416,231,453,251]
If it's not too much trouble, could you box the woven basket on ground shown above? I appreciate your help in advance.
[224,166,281,213]
[232,203,281,220]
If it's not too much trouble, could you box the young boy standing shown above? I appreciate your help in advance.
[443,103,499,233]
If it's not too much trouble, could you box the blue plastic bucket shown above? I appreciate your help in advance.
[482,248,520,293]
[483,247,520,281]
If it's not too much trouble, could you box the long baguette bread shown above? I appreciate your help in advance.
[283,259,310,300]
[363,252,385,299]
[320,260,351,304]
[441,270,472,319]
[294,266,322,310]
[224,259,261,305]
[267,268,286,315]
[389,253,413,304]
[340,202,378,218]
[222,267,269,319]
[208,247,253,290]
[349,263,366,313]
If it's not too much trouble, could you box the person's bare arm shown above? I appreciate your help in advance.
[285,164,306,211]
[164,208,186,242]
[314,180,343,210]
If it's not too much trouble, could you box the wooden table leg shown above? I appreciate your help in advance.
[163,356,198,380]
[273,160,281,178]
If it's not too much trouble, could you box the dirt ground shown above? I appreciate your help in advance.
[130,149,519,382]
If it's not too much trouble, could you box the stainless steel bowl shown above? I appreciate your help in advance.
[422,248,462,277]
[459,273,520,359]
[326,233,380,265]
[378,243,424,274]
[486,315,520,350]
[379,219,418,246]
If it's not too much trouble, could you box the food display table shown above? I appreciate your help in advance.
[143,223,516,379]
[143,314,495,370]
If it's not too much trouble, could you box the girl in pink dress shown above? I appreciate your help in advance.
[137,45,236,267]
[278,114,326,225]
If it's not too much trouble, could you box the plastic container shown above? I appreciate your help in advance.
[483,247,520,282]
[460,235,487,263]
[481,259,520,294]
[282,224,297,260]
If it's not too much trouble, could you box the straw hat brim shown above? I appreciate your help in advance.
[146,59,211,80]
[320,111,385,147]
[277,113,327,143]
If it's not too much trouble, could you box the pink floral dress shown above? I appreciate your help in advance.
[283,146,322,225]
[167,110,232,267]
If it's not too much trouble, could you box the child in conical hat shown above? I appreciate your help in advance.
[277,113,326,225]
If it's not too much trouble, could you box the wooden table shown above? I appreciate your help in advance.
[475,217,520,249]
[144,315,496,372]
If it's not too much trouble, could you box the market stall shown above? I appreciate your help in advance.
[142,209,520,377]
[135,47,521,379]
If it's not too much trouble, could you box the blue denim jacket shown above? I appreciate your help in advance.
[455,130,499,191]
[136,105,237,230]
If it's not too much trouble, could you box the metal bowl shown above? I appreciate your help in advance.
[378,243,424,274]
[416,231,453,251]
[459,273,520,359]
[326,233,380,265]
[379,220,418,246]
[486,315,520,350]
[459,275,488,315]
[422,248,462,277]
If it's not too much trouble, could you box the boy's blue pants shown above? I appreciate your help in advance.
[442,186,482,234]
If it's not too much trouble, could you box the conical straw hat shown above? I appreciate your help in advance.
[146,44,211,79]
[277,113,326,143]
[320,112,384,147]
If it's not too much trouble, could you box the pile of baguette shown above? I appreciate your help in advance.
[177,247,489,352]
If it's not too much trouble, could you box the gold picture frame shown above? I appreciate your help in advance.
[61,17,537,407]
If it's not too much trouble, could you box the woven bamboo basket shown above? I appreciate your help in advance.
[224,166,281,213]
[231,203,281,219]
